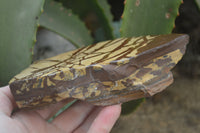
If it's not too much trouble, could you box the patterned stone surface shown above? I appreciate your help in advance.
[9,34,189,109]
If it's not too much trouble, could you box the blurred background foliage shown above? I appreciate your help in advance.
[1,0,199,117]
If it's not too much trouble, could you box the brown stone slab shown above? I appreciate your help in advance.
[9,34,189,109]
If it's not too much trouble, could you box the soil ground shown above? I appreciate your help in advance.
[111,70,200,133]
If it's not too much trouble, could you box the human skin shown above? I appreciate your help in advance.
[0,86,121,133]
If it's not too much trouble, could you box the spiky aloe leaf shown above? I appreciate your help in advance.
[60,0,114,42]
[97,0,113,32]
[120,0,182,114]
[121,0,182,37]
[39,0,93,48]
[0,0,44,86]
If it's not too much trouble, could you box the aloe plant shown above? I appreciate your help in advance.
[59,0,114,42]
[39,0,93,48]
[0,0,44,86]
[121,0,182,37]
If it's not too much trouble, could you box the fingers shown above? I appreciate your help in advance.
[51,102,121,133]
[51,100,94,133]
[72,106,103,133]
[0,86,17,116]
[87,104,121,133]
[35,98,74,120]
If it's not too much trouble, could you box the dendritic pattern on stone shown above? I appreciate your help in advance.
[9,34,189,109]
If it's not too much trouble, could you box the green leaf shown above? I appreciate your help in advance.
[121,98,144,115]
[39,0,93,48]
[121,0,182,37]
[0,0,44,86]
[97,0,114,32]
[59,0,114,42]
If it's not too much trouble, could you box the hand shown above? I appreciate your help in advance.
[0,86,121,133]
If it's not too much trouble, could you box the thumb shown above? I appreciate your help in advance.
[0,86,17,116]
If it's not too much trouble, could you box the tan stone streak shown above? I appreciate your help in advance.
[94,39,131,63]
[87,39,125,54]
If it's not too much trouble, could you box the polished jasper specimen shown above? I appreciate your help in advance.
[9,34,189,109]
